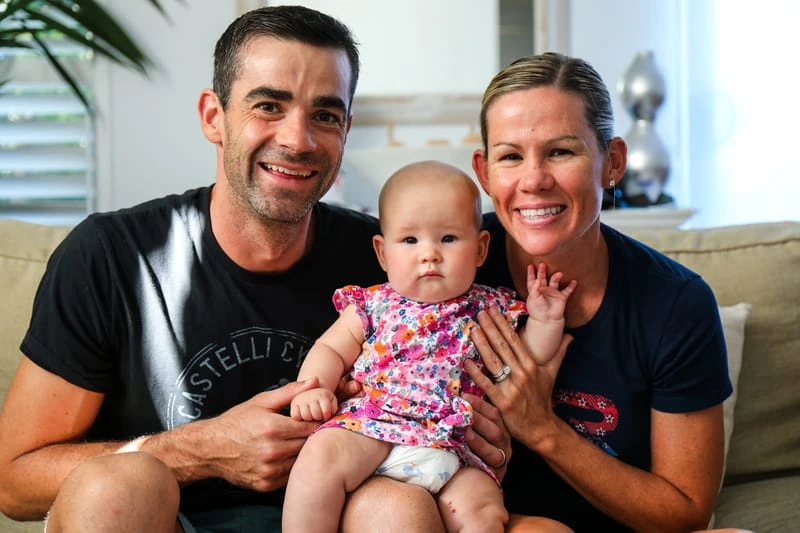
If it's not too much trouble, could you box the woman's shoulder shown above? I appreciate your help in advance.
[602,223,700,284]
[602,223,717,313]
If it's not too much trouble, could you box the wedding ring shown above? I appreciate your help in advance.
[491,365,511,383]
[495,447,507,469]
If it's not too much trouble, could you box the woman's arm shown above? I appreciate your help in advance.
[467,308,724,532]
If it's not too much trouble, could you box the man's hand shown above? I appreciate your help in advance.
[290,387,338,421]
[176,379,321,492]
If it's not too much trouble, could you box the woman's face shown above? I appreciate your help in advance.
[473,86,622,259]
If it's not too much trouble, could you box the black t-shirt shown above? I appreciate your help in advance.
[21,186,386,512]
[476,213,731,532]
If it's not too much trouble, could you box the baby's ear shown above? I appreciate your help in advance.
[372,234,389,272]
[476,230,491,266]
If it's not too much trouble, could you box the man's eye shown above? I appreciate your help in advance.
[550,148,573,157]
[498,152,521,161]
[441,235,457,243]
[402,237,417,244]
[258,102,281,113]
[316,111,344,125]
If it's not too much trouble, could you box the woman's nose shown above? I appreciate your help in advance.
[519,159,554,191]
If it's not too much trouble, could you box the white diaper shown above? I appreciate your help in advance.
[375,444,460,494]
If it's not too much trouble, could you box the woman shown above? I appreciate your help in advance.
[465,52,734,532]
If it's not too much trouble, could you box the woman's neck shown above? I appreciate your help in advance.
[506,229,609,328]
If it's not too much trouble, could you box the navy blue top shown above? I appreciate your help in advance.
[476,213,731,532]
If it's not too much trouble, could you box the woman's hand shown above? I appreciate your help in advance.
[463,392,511,480]
[465,307,572,452]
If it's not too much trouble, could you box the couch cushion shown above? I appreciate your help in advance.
[628,221,800,483]
[717,303,750,479]
[0,220,70,409]
[713,475,800,531]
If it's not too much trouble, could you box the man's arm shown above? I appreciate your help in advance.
[0,356,319,521]
[0,357,108,520]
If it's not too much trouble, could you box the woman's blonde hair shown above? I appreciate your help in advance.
[479,52,615,153]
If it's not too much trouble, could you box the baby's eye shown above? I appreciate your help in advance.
[441,235,457,243]
[402,236,417,244]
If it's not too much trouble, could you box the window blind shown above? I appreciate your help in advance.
[0,37,95,227]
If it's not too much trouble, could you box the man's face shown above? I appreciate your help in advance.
[220,36,352,224]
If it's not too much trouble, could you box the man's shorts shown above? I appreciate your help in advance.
[178,504,282,533]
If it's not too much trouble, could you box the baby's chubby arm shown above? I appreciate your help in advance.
[520,262,576,365]
[290,305,366,421]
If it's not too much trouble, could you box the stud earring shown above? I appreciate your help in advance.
[609,179,617,209]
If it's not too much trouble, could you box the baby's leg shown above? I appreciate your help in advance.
[437,466,507,533]
[283,428,392,533]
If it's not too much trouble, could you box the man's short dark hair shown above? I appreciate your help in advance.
[213,5,360,111]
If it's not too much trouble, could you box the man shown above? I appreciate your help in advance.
[0,6,505,532]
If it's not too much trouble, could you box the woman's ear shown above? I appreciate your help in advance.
[607,136,628,186]
[198,89,224,145]
[472,149,491,196]
[372,234,389,273]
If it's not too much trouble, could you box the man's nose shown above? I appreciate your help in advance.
[275,111,317,153]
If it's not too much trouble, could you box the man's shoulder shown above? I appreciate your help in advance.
[60,187,208,258]
[88,187,208,228]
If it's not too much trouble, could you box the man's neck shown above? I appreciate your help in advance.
[209,188,316,274]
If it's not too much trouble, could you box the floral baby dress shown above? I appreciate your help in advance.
[319,282,525,479]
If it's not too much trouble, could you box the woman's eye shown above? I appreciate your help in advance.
[441,235,456,243]
[499,153,521,161]
[550,148,573,157]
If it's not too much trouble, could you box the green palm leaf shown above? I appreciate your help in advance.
[1,0,182,110]
[31,31,93,112]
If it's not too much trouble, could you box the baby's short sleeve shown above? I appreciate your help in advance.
[490,286,527,328]
[332,284,371,334]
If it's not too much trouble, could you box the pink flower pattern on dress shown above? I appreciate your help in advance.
[320,283,525,480]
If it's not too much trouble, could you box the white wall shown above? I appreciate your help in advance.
[94,1,498,212]
[278,0,499,96]
[93,1,799,228]
[95,1,234,211]
[568,0,686,209]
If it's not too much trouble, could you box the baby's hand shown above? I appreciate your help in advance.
[526,262,577,322]
[290,388,338,421]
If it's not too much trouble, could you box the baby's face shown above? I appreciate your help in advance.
[374,178,488,303]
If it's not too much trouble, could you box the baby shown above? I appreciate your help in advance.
[282,160,575,532]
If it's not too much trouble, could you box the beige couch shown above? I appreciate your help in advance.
[1,218,798,532]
